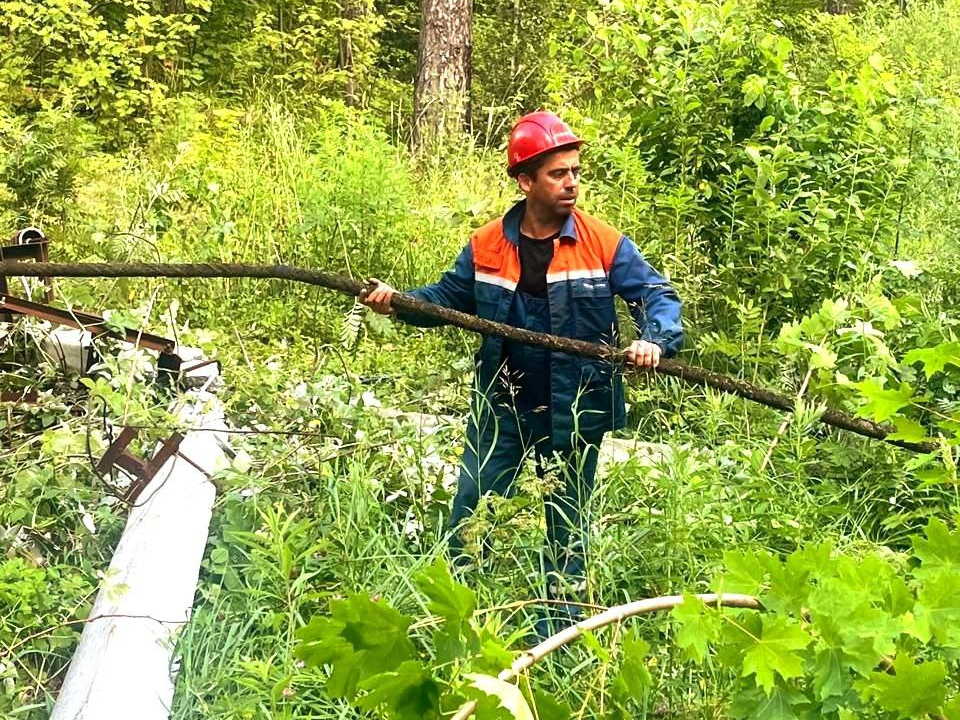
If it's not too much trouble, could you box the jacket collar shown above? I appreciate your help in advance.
[502,199,578,246]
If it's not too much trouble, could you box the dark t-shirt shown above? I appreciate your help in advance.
[517,229,559,298]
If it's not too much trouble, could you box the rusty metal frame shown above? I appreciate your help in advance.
[0,294,176,353]
[0,236,53,304]
[96,426,185,503]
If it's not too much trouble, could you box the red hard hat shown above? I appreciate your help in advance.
[507,111,583,172]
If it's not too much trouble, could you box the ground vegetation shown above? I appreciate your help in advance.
[2,0,960,718]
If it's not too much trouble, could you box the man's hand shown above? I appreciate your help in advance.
[359,277,396,315]
[626,339,662,369]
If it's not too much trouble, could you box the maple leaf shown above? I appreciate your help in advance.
[612,631,652,701]
[713,549,770,595]
[811,650,846,703]
[414,558,476,622]
[741,616,812,694]
[903,342,960,378]
[853,378,915,422]
[356,661,442,720]
[886,416,930,444]
[672,594,722,662]
[466,674,535,720]
[763,553,812,614]
[729,685,805,720]
[860,655,947,718]
[295,593,415,699]
[912,518,960,578]
[913,570,960,646]
[432,623,479,664]
[789,542,835,580]
[807,571,902,675]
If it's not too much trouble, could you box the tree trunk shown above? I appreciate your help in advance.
[338,0,366,106]
[412,0,472,152]
[824,0,855,14]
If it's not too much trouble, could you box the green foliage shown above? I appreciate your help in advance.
[190,0,384,103]
[672,519,960,719]
[0,108,94,226]
[4,0,960,718]
[295,593,417,698]
[672,592,722,662]
[861,655,948,719]
[540,0,916,329]
[0,0,210,140]
[610,631,652,710]
[295,562,473,718]
[283,520,960,719]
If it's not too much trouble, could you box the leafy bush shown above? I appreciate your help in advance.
[542,0,912,332]
[0,1,209,141]
[288,519,960,720]
[0,108,94,227]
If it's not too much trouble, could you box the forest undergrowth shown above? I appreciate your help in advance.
[3,0,960,718]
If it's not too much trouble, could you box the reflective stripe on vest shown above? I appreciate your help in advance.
[470,208,622,283]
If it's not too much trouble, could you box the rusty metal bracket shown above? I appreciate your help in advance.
[0,294,176,353]
[0,228,54,309]
[95,426,185,503]
[0,292,185,392]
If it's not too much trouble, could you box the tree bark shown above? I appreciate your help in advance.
[338,0,366,106]
[411,0,472,152]
[824,0,855,14]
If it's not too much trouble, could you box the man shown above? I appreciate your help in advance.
[361,111,682,627]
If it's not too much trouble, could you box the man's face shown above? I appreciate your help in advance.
[519,148,581,217]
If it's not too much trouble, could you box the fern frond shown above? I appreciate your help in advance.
[340,299,364,350]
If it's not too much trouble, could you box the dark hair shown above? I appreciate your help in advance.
[507,143,581,180]
[508,152,550,180]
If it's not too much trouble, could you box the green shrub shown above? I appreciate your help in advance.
[542,0,911,333]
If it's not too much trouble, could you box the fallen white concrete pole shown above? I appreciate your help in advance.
[51,380,227,720]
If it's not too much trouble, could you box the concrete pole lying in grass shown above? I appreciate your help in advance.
[50,367,227,720]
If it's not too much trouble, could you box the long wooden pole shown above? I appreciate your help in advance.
[0,260,936,453]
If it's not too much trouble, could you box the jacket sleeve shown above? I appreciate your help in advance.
[608,236,684,357]
[395,242,476,327]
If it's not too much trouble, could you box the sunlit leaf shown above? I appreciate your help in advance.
[886,416,929,444]
[741,616,812,693]
[854,378,915,422]
[859,655,947,718]
[414,558,476,622]
[913,518,960,577]
[672,594,721,662]
[903,342,960,378]
[466,674,534,720]
[295,593,415,699]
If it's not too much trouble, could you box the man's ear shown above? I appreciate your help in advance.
[517,172,534,195]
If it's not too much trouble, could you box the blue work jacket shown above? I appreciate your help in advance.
[401,200,683,443]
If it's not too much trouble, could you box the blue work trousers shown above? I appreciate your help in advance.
[448,293,602,599]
